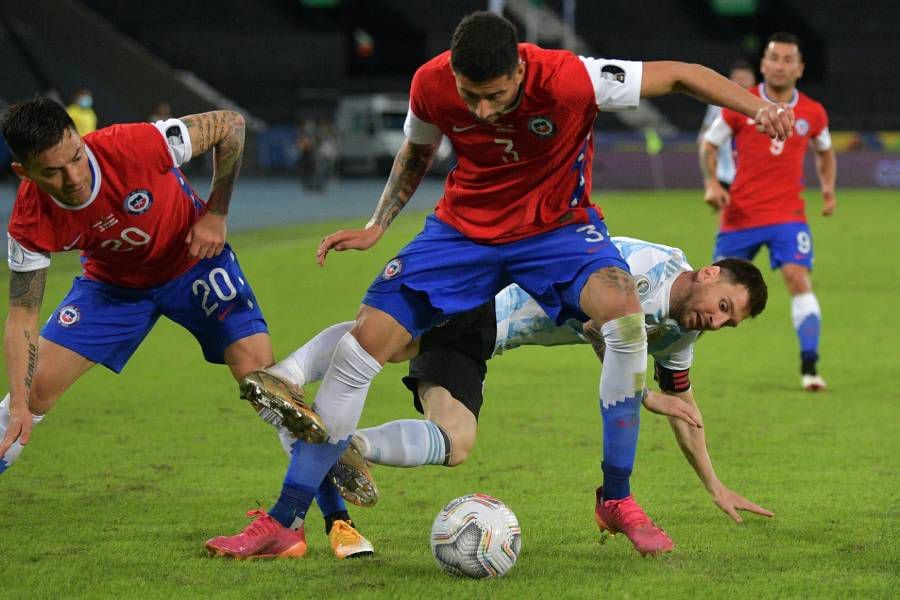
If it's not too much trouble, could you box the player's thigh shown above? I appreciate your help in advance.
[504,213,636,323]
[40,276,159,375]
[768,223,814,293]
[713,228,765,262]
[160,245,269,366]
[29,337,96,414]
[223,332,275,382]
[362,215,503,341]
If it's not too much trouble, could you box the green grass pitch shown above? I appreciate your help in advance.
[0,189,896,598]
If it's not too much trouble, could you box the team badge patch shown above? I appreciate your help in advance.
[58,305,81,327]
[124,189,153,215]
[383,258,402,279]
[795,119,810,136]
[635,276,651,296]
[600,64,626,84]
[528,116,555,138]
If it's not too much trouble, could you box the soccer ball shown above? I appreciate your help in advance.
[430,493,522,578]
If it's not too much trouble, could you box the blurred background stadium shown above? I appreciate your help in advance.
[1,0,897,234]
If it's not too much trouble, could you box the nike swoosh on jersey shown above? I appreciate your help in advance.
[62,234,83,251]
[452,125,477,132]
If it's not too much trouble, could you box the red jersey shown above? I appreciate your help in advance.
[717,84,830,231]
[407,44,643,244]
[7,122,206,288]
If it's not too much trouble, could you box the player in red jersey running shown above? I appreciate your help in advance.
[212,12,793,559]
[701,32,837,392]
[0,99,371,559]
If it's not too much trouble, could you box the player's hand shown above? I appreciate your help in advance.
[316,224,384,267]
[186,212,227,259]
[704,182,730,211]
[643,391,703,428]
[711,484,774,523]
[0,400,33,460]
[822,189,837,216]
[754,103,794,141]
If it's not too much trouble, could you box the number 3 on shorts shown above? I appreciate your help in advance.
[192,267,238,316]
[576,224,605,243]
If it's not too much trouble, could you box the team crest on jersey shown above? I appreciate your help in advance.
[634,276,651,297]
[124,189,153,215]
[58,305,81,327]
[383,258,403,279]
[528,116,555,138]
[795,119,810,136]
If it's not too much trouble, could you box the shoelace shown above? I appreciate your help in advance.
[243,509,279,537]
[330,520,360,546]
[607,497,652,528]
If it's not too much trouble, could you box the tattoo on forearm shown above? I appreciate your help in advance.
[24,331,37,390]
[371,143,436,229]
[182,111,245,215]
[9,269,47,308]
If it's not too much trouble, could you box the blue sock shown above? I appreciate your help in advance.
[269,437,349,528]
[600,391,642,500]
[315,477,348,519]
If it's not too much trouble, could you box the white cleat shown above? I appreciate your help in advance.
[802,374,827,392]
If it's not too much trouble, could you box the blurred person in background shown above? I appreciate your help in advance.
[701,33,837,392]
[65,88,97,136]
[698,61,756,191]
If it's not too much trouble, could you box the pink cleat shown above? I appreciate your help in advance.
[594,487,674,556]
[205,509,307,560]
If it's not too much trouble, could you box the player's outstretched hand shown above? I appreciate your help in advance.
[704,182,731,211]
[711,485,774,523]
[186,212,227,259]
[822,190,837,216]
[316,224,384,267]
[643,391,703,428]
[0,401,32,460]
[754,103,794,141]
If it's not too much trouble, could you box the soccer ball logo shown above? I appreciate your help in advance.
[430,493,522,578]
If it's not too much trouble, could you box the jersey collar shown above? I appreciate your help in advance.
[758,83,799,107]
[48,143,102,211]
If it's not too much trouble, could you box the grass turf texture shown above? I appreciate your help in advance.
[0,189,896,598]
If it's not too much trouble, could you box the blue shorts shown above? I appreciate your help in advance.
[363,212,629,337]
[714,222,814,271]
[41,244,268,372]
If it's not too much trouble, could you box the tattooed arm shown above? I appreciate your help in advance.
[317,140,438,266]
[179,110,246,258]
[0,268,46,458]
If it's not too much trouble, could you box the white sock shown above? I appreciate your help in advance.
[313,332,382,443]
[791,292,821,329]
[599,314,648,409]
[356,419,451,467]
[269,321,354,386]
[0,393,44,471]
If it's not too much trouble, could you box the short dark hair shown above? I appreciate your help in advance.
[766,32,803,57]
[729,59,754,74]
[713,257,768,318]
[450,11,519,83]
[0,97,76,164]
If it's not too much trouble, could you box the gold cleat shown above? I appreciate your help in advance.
[329,519,374,559]
[328,436,379,507]
[240,369,328,444]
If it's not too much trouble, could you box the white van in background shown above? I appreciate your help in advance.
[335,94,454,175]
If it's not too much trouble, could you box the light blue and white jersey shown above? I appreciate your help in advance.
[494,237,700,370]
[701,104,736,184]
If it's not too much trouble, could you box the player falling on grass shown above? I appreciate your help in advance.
[251,238,775,528]
[700,32,837,392]
[0,99,371,559]
[209,11,793,559]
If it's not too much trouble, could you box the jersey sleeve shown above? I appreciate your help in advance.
[810,105,832,151]
[703,114,734,147]
[701,104,721,130]
[153,118,193,167]
[7,233,50,272]
[404,105,443,145]
[404,66,443,145]
[578,57,643,111]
